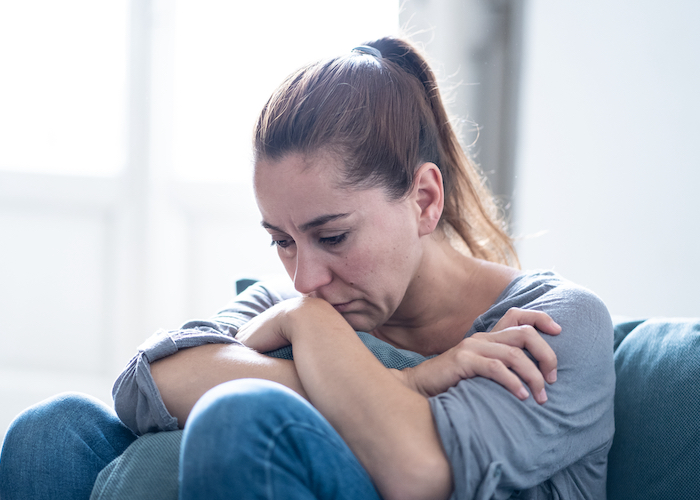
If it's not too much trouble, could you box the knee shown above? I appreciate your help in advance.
[4,393,99,443]
[183,379,317,457]
[189,378,312,431]
[0,393,133,499]
[0,394,100,479]
[180,379,318,488]
[1,392,134,467]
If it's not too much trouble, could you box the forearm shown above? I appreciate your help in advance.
[151,343,308,427]
[287,301,452,500]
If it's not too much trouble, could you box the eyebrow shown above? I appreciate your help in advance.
[261,213,351,233]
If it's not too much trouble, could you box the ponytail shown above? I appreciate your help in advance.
[367,37,518,267]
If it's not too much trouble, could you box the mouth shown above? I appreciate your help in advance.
[331,301,355,313]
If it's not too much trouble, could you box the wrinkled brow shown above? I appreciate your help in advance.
[261,213,351,233]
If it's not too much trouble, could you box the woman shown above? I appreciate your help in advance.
[0,37,614,499]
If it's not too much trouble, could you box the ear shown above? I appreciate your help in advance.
[411,163,444,237]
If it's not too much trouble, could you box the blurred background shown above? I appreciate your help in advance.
[1,0,698,442]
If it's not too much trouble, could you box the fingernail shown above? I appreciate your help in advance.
[547,369,557,383]
[517,387,529,400]
[537,388,548,403]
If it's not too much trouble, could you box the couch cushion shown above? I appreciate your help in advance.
[607,318,700,499]
[90,430,181,500]
[93,318,700,499]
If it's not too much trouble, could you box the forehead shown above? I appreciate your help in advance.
[255,151,343,188]
[253,152,391,225]
[255,152,345,204]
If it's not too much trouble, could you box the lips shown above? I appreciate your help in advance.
[331,300,355,313]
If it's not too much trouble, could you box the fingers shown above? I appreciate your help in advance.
[460,338,551,404]
[486,325,558,385]
[492,308,562,336]
[468,351,532,402]
[234,310,290,353]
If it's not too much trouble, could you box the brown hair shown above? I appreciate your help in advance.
[254,37,519,267]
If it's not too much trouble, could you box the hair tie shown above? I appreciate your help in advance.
[352,45,382,59]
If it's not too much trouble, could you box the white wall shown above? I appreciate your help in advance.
[514,0,700,318]
[0,0,399,445]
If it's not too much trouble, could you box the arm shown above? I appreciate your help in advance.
[113,277,433,435]
[236,299,559,500]
[238,286,613,500]
[241,297,453,500]
[394,308,561,403]
[429,286,616,499]
[112,279,300,434]
[112,277,425,434]
[150,343,307,427]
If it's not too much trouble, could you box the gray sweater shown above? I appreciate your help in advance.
[112,270,615,499]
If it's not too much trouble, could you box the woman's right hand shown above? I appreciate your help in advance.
[393,308,561,404]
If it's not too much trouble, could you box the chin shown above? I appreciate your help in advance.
[342,313,376,334]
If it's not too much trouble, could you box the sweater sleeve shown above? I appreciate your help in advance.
[112,278,430,435]
[112,278,299,435]
[429,281,615,500]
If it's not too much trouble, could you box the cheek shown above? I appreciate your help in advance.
[282,260,295,280]
[277,249,297,280]
[342,231,414,291]
[335,249,369,286]
[372,226,422,298]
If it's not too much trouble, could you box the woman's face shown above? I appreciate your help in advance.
[254,152,424,333]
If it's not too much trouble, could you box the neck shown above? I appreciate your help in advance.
[370,232,520,356]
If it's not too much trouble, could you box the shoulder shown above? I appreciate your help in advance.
[476,269,614,382]
[432,271,616,496]
[478,270,612,337]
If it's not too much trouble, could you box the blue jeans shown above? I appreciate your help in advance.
[0,392,136,500]
[0,381,381,499]
[180,379,382,500]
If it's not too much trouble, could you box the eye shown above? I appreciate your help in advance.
[320,233,347,246]
[271,238,294,249]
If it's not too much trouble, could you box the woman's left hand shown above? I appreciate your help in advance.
[394,308,561,404]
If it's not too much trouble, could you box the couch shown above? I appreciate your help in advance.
[90,316,700,499]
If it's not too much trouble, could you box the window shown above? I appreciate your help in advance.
[0,1,127,176]
[0,0,399,442]
[170,0,399,182]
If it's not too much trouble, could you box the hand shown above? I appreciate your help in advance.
[235,297,303,353]
[235,296,340,353]
[397,308,561,404]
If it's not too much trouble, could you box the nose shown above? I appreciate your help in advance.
[292,246,332,295]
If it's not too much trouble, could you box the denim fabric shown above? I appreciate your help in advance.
[179,379,382,500]
[0,392,136,500]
